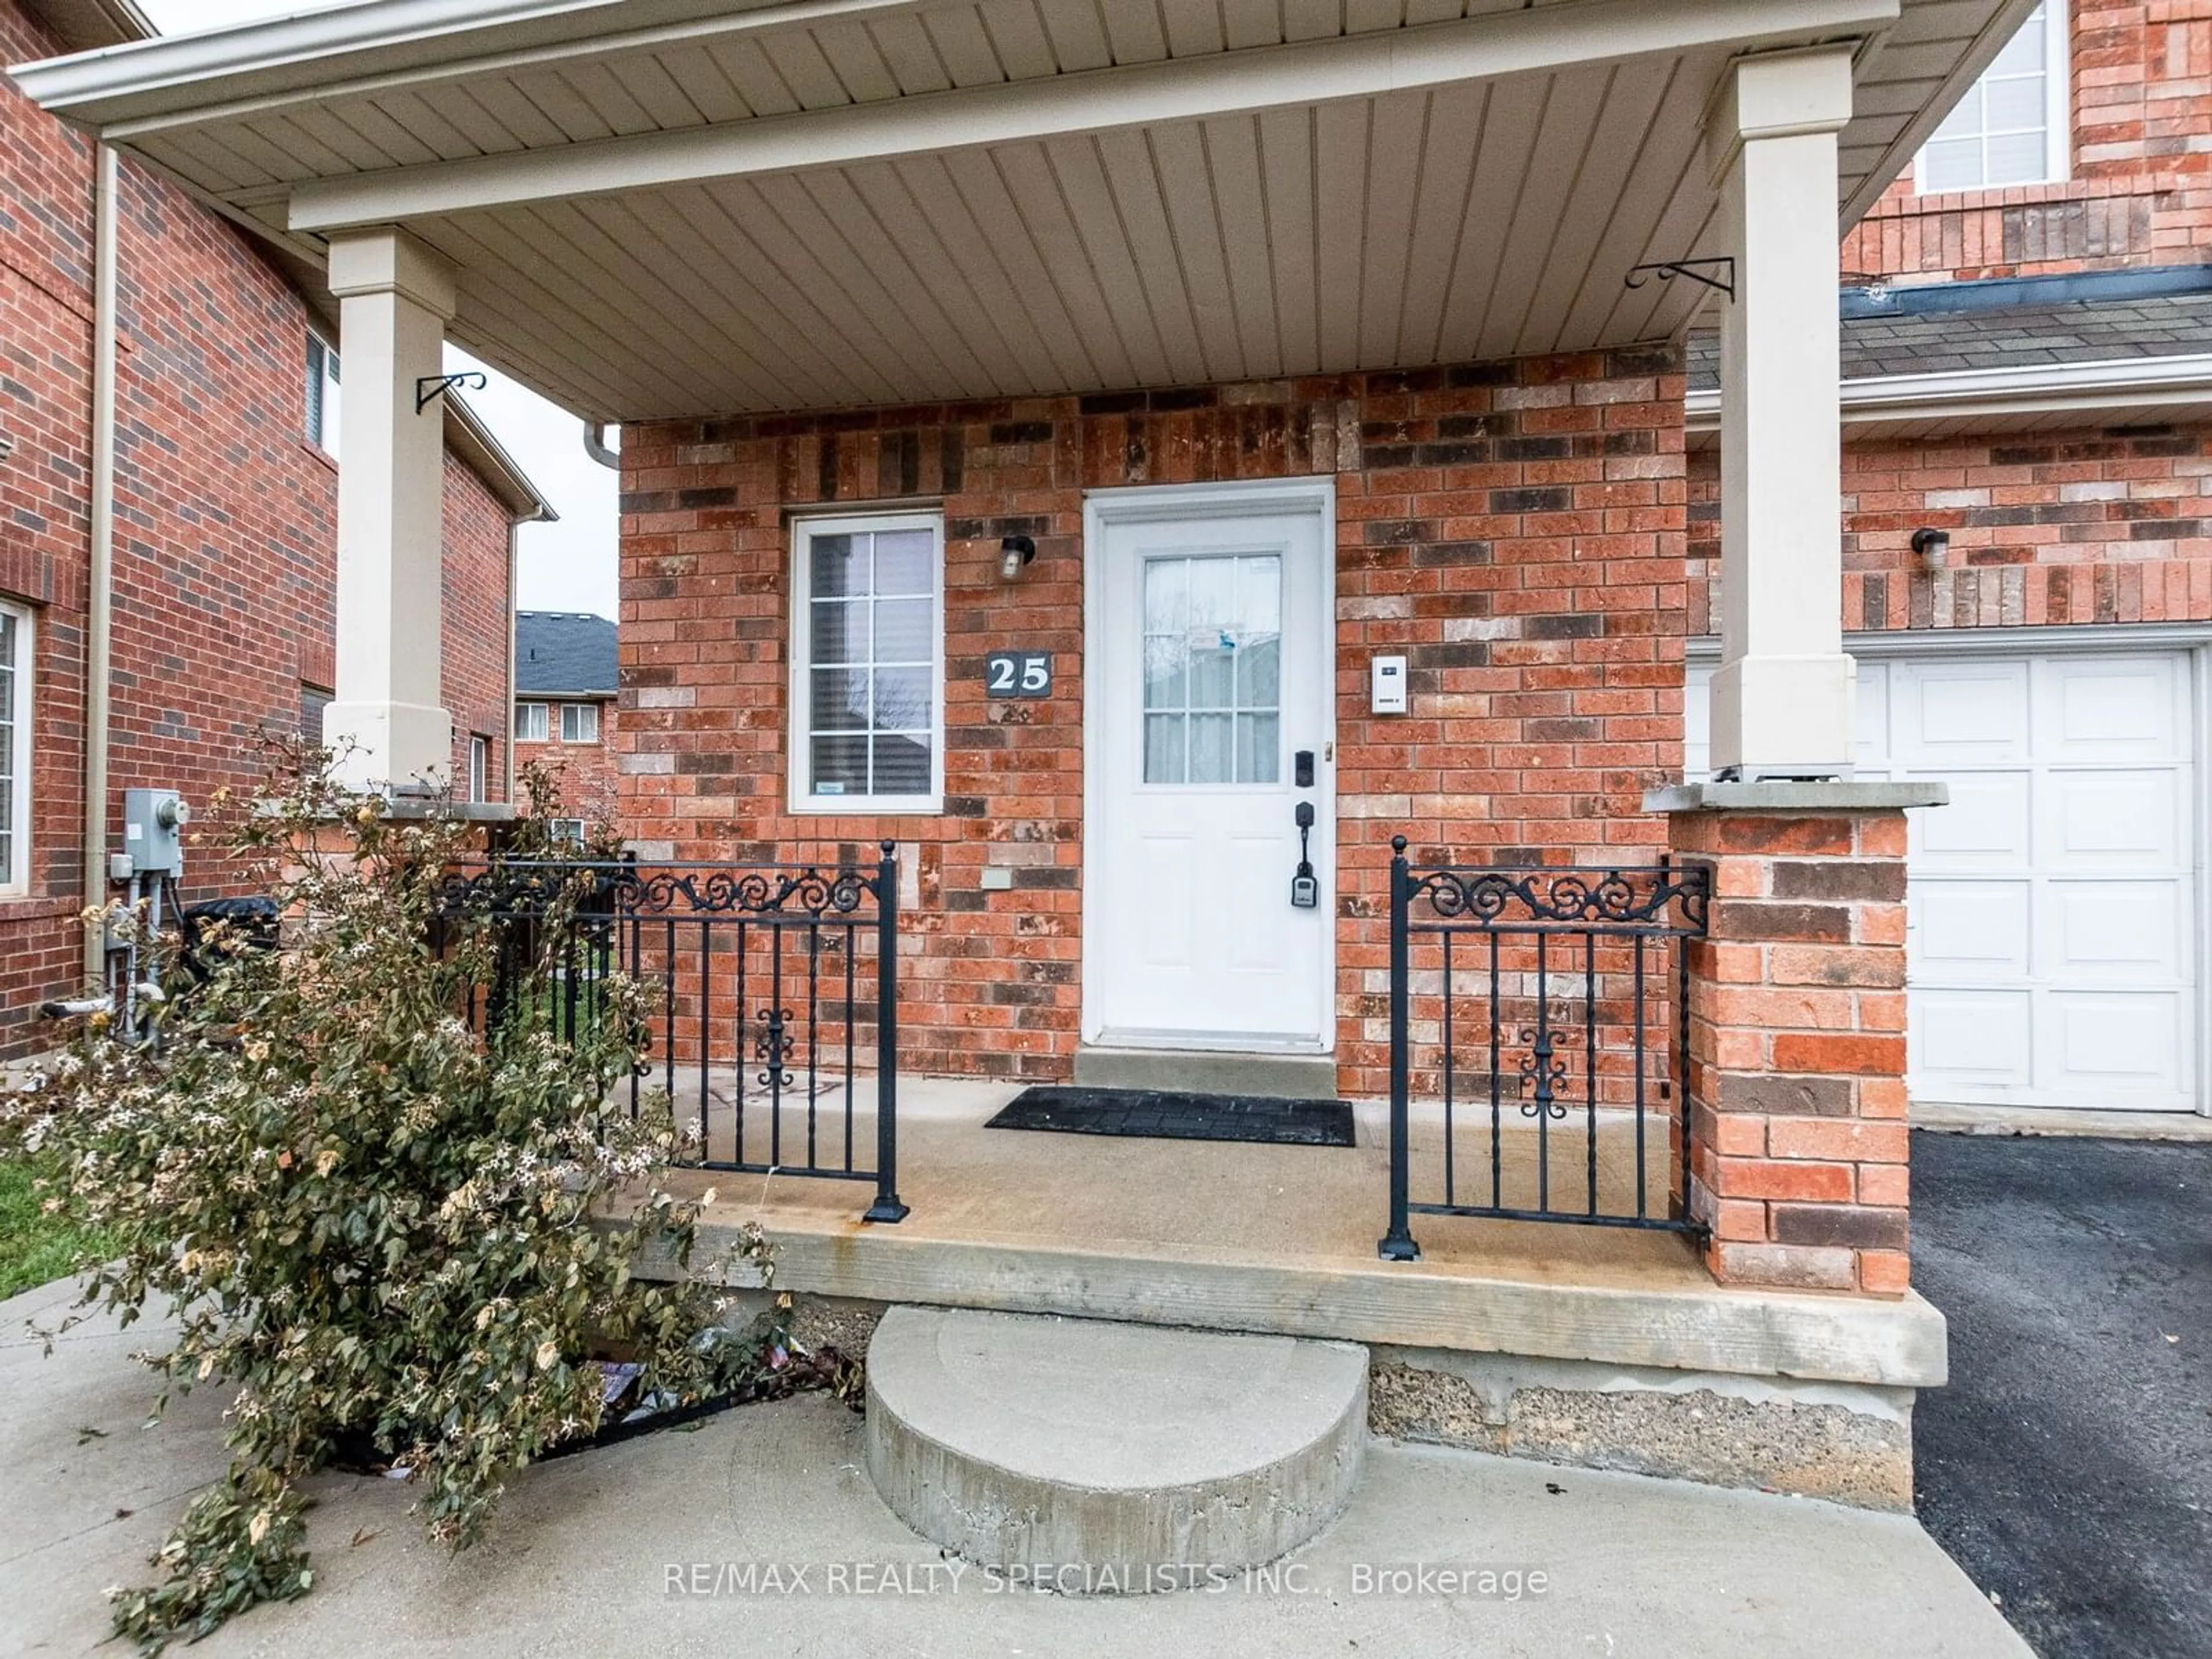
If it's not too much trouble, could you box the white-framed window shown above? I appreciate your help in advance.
[468,734,490,804]
[559,702,600,744]
[305,331,341,455]
[514,700,549,743]
[547,817,586,846]
[0,601,30,895]
[1918,1,2070,194]
[301,685,332,748]
[788,512,944,814]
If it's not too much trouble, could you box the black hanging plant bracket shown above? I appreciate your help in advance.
[1624,257,1737,301]
[415,370,488,414]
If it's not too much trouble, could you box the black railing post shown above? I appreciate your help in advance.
[1380,836,1421,1262]
[864,840,909,1224]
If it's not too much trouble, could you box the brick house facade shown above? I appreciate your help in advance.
[1840,1,2212,283]
[512,611,619,828]
[512,698,620,828]
[620,353,1688,1090]
[1695,0,2212,643]
[17,0,2056,1510]
[0,0,542,1056]
[1680,0,2212,1127]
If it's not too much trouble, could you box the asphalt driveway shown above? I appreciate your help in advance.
[1912,1130,2212,1659]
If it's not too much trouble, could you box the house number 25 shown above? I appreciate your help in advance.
[985,651,1053,698]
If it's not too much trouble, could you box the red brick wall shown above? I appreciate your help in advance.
[619,351,1687,1092]
[0,0,517,1055]
[1689,423,2212,634]
[1673,808,1912,1296]
[1842,2,2212,282]
[513,699,619,825]
[441,450,512,799]
[0,2,95,1051]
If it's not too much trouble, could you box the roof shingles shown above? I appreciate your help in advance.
[1686,292,2212,391]
[515,612,616,698]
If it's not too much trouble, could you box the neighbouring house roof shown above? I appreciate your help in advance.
[1688,270,2212,388]
[1685,270,2212,441]
[9,0,2039,423]
[516,612,616,699]
[444,392,557,524]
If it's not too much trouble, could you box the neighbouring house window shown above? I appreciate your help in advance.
[789,512,943,812]
[1918,2,2068,193]
[547,818,586,846]
[514,700,549,743]
[469,734,490,803]
[559,702,600,744]
[305,332,341,455]
[0,601,29,894]
[300,685,333,749]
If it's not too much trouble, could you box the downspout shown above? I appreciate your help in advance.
[82,142,119,979]
[505,519,520,805]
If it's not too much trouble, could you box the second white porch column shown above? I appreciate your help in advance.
[324,228,456,793]
[1706,48,1856,779]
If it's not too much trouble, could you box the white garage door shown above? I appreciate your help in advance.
[1688,649,2202,1113]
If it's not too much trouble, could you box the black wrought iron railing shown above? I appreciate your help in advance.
[437,845,907,1223]
[1379,838,1710,1260]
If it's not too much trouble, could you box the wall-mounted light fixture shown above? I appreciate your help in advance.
[999,534,1037,582]
[1910,527,1950,573]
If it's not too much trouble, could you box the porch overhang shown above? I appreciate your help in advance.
[13,0,2036,423]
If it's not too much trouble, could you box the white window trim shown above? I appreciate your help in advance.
[560,701,600,744]
[1915,1,2070,195]
[305,328,341,454]
[786,510,945,816]
[0,600,30,897]
[514,700,548,742]
[469,734,490,803]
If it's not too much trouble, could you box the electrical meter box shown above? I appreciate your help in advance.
[122,789,187,876]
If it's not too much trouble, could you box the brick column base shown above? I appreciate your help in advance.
[1657,786,1941,1297]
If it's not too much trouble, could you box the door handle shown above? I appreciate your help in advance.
[1291,801,1319,908]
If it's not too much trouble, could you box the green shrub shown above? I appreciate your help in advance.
[7,753,765,1652]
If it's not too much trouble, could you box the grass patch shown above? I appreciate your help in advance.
[0,1149,110,1301]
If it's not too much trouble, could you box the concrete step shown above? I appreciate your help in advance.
[1072,1044,1341,1100]
[863,1306,1368,1593]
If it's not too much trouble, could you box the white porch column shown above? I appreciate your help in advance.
[324,228,456,793]
[1706,48,1856,779]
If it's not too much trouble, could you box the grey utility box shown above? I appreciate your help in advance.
[122,789,187,876]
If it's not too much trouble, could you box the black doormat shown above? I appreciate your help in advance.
[985,1086,1356,1148]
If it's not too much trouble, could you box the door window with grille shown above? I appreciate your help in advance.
[1141,554,1282,786]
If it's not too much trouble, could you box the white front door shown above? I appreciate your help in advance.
[1084,484,1335,1053]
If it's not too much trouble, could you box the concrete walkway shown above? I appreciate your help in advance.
[0,1276,2027,1659]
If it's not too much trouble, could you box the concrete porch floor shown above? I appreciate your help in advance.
[670,1078,1946,1395]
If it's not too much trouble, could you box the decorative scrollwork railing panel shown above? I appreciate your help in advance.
[435,847,907,1224]
[1379,840,1710,1260]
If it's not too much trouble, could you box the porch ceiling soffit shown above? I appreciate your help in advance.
[11,0,2025,422]
[272,0,1909,232]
